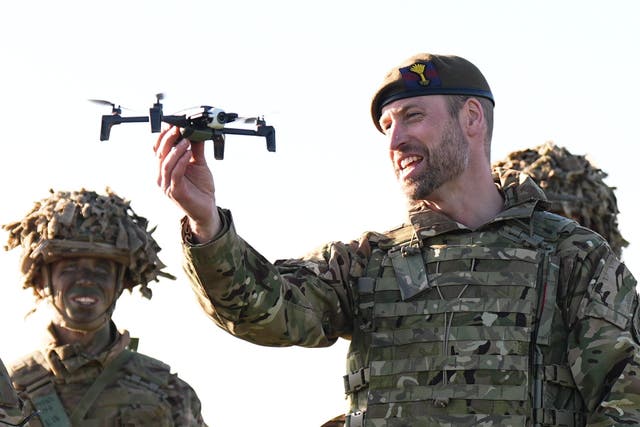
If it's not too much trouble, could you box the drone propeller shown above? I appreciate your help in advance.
[89,99,125,115]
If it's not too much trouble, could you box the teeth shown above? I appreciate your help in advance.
[400,156,421,170]
[73,296,97,305]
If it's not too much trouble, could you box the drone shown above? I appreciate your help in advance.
[91,93,276,160]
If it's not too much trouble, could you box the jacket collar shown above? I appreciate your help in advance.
[406,169,548,239]
[41,322,130,379]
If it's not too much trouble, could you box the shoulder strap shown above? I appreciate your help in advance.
[9,352,70,427]
[68,349,134,425]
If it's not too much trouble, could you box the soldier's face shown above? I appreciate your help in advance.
[49,257,119,326]
[380,95,468,201]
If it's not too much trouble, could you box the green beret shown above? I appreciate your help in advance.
[371,53,494,132]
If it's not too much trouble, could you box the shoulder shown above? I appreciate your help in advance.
[531,210,579,237]
[124,351,198,393]
[8,350,50,391]
[529,210,611,253]
[123,350,171,383]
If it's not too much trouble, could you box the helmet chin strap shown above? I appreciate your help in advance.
[45,264,125,334]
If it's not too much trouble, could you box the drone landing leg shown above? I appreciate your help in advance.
[213,135,225,160]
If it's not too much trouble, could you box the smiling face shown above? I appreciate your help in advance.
[48,257,119,329]
[379,95,469,201]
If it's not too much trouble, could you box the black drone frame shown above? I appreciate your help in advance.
[97,95,276,160]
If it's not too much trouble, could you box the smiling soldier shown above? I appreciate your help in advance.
[3,188,207,427]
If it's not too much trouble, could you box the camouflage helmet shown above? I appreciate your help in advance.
[492,141,628,256]
[3,187,175,299]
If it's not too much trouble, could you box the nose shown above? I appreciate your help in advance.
[387,121,407,151]
[74,274,97,285]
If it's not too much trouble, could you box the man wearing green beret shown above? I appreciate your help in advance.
[154,53,640,426]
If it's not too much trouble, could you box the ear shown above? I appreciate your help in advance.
[460,98,485,140]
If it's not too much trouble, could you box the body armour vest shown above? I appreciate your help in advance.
[343,209,587,427]
[10,349,175,427]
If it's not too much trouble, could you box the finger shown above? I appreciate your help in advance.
[153,126,172,153]
[155,127,185,177]
[155,128,175,186]
[157,138,190,190]
[154,126,181,156]
[167,144,193,196]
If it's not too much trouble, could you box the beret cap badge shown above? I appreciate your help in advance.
[403,62,441,88]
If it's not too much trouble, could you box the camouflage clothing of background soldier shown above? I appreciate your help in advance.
[154,53,640,426]
[492,141,629,258]
[3,188,207,427]
[0,359,35,426]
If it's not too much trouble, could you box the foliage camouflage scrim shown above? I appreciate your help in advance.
[182,170,640,426]
[3,188,175,299]
[492,141,628,257]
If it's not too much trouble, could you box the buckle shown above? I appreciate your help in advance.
[346,411,364,427]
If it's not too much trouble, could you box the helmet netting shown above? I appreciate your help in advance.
[3,188,175,299]
[492,141,628,256]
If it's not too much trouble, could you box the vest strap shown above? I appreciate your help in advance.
[69,349,134,424]
[543,364,576,388]
[18,363,71,427]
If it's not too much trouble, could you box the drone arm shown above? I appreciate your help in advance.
[99,115,150,141]
[219,128,263,137]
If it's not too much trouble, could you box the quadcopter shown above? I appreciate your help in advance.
[91,93,276,160]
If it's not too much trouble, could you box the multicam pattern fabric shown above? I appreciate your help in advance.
[9,324,206,427]
[0,357,28,426]
[182,170,640,426]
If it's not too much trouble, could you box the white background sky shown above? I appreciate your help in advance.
[1,1,639,426]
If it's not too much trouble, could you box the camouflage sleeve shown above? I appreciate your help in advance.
[167,373,207,427]
[0,358,26,425]
[560,228,640,425]
[182,208,370,348]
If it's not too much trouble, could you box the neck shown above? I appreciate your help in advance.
[423,164,503,229]
[53,320,113,355]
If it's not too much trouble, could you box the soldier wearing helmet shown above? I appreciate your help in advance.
[3,188,207,426]
[492,141,629,258]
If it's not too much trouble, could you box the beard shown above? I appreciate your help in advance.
[398,118,469,201]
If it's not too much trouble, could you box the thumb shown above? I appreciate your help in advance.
[190,140,207,163]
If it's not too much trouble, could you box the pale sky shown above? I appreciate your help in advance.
[1,1,639,426]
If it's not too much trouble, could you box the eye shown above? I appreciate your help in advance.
[58,262,78,274]
[379,118,391,133]
[405,110,423,121]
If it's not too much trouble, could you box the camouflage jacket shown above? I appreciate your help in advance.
[0,357,28,426]
[183,170,640,426]
[9,323,206,427]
